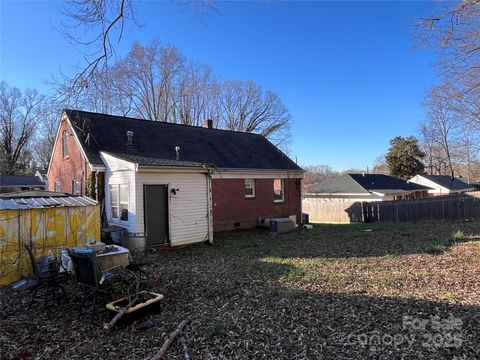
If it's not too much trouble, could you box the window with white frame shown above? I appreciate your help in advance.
[244,179,255,198]
[110,184,129,221]
[62,131,69,158]
[54,181,61,192]
[273,179,284,202]
[119,184,128,221]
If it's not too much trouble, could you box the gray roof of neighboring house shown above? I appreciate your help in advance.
[417,175,475,191]
[308,174,431,195]
[0,176,46,188]
[308,174,370,194]
[65,109,302,172]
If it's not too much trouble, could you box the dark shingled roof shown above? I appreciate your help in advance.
[418,175,475,191]
[65,109,302,171]
[0,176,46,188]
[349,174,430,192]
[309,174,431,194]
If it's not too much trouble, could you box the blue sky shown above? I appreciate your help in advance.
[0,1,445,170]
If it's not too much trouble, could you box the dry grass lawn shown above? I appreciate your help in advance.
[2,220,480,359]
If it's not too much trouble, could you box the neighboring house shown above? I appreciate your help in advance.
[408,174,476,196]
[35,169,48,189]
[304,173,431,203]
[48,109,303,249]
[0,176,47,193]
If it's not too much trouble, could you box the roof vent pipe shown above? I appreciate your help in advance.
[175,146,181,160]
[126,130,134,145]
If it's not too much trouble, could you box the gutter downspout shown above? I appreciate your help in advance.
[203,164,214,245]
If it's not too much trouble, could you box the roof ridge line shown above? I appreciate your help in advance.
[64,108,264,137]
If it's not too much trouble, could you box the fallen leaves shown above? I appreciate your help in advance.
[1,221,480,358]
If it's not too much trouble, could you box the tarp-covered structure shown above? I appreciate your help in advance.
[0,191,100,285]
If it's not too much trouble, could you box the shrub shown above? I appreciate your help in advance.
[428,243,447,255]
[452,230,467,242]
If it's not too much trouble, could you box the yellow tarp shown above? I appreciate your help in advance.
[0,205,100,285]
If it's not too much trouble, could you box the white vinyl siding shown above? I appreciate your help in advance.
[135,172,209,246]
[101,152,136,232]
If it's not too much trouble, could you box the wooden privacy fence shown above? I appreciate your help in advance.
[304,192,480,224]
[303,200,363,223]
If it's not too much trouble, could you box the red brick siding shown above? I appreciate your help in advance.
[212,178,302,231]
[48,119,91,195]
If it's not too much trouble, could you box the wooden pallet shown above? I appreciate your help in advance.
[106,291,164,314]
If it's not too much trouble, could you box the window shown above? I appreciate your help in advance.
[62,131,69,158]
[110,184,128,221]
[273,179,284,202]
[119,184,128,221]
[110,185,119,219]
[244,179,255,198]
[54,181,61,192]
[72,180,80,195]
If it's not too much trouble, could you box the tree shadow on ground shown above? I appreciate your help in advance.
[2,223,480,359]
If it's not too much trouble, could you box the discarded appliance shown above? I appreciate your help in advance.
[96,245,131,270]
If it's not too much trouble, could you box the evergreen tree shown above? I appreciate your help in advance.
[385,136,425,179]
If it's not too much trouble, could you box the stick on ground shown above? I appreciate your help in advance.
[149,319,189,360]
[180,336,191,360]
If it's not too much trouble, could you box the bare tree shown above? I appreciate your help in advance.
[61,0,135,86]
[302,165,338,192]
[112,41,185,121]
[60,0,218,90]
[372,155,389,174]
[457,121,480,182]
[218,80,292,148]
[174,62,220,126]
[423,86,462,177]
[416,1,480,127]
[33,100,64,170]
[0,82,44,175]
[62,40,293,149]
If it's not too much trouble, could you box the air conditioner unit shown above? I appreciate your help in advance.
[269,218,296,233]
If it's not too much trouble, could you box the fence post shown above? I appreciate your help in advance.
[442,199,445,220]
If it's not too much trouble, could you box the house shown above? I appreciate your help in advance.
[34,169,48,189]
[304,173,431,203]
[47,109,303,250]
[0,176,47,193]
[408,174,476,196]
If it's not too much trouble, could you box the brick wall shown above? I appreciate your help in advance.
[48,119,90,195]
[212,178,302,231]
